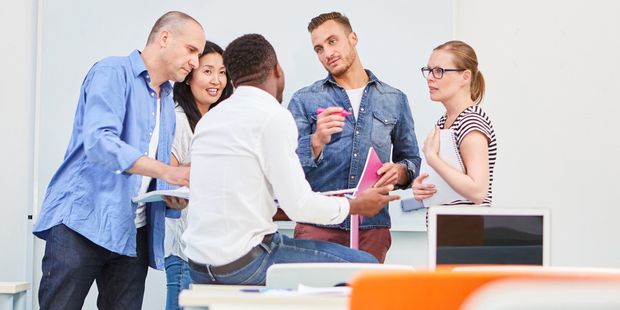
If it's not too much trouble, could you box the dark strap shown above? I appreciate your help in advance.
[189,233,274,275]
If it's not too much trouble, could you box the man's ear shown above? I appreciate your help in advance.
[274,62,283,79]
[349,31,359,46]
[159,30,171,48]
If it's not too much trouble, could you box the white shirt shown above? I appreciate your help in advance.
[164,106,193,260]
[182,86,350,265]
[345,86,365,120]
[135,98,161,228]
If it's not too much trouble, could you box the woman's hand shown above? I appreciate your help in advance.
[423,127,441,162]
[412,173,437,201]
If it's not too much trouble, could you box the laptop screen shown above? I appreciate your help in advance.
[428,207,550,267]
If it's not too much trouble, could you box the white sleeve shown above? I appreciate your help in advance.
[260,109,350,225]
[172,111,193,165]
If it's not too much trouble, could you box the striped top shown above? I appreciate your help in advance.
[437,105,497,205]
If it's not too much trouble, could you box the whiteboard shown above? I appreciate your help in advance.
[38,0,453,231]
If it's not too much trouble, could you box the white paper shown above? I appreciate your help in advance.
[131,186,189,204]
[420,129,466,206]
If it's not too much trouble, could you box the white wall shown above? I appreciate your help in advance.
[33,1,451,309]
[4,1,620,309]
[455,0,620,266]
[0,0,36,285]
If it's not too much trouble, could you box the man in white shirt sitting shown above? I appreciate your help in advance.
[182,34,400,285]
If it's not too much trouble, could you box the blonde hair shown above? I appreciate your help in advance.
[434,40,485,104]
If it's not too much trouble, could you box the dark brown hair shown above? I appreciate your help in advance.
[173,41,233,132]
[307,12,353,33]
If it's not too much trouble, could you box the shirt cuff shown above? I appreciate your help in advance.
[394,160,416,190]
[334,197,351,223]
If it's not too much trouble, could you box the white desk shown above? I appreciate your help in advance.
[0,282,29,310]
[180,285,347,310]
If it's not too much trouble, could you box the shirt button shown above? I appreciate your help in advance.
[149,132,153,136]
[355,131,359,135]
[351,176,355,179]
[353,153,357,157]
[150,92,154,97]
[360,108,364,112]
[114,170,122,174]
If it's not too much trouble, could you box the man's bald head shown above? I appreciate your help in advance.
[147,11,203,45]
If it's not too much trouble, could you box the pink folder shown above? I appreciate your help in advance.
[349,147,383,249]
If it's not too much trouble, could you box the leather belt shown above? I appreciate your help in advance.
[189,233,274,275]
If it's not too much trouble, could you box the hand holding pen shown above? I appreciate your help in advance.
[310,107,349,158]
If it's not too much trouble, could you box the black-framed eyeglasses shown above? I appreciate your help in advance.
[421,66,466,79]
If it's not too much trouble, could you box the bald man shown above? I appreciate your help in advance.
[34,11,205,309]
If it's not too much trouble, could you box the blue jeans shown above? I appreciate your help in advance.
[38,224,148,310]
[165,255,191,310]
[189,232,377,285]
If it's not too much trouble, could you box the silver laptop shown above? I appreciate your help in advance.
[427,206,550,268]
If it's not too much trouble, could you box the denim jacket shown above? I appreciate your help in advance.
[34,50,176,270]
[288,70,421,229]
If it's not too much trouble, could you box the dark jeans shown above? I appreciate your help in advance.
[38,224,148,310]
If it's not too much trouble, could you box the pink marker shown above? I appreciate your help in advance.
[317,108,352,117]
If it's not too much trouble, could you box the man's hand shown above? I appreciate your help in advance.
[163,196,188,210]
[349,185,400,217]
[163,166,190,187]
[311,107,346,158]
[375,163,408,188]
[128,156,190,187]
[411,173,436,201]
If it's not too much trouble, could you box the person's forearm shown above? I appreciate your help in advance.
[127,156,169,179]
[427,155,488,203]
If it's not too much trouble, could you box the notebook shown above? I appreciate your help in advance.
[319,147,384,249]
[131,186,189,204]
[419,129,466,207]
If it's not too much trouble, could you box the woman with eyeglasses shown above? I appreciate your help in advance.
[164,41,234,310]
[413,40,497,206]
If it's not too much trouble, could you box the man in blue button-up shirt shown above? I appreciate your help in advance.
[33,11,205,310]
[288,12,421,263]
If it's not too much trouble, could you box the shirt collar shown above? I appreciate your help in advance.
[129,49,173,97]
[321,69,380,87]
[129,49,147,78]
[234,85,281,105]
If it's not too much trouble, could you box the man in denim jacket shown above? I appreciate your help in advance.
[288,12,421,262]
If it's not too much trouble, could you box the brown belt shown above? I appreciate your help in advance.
[189,233,274,275]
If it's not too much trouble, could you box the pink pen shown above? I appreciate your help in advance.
[317,108,352,117]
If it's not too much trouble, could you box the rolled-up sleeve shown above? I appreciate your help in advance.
[287,95,322,171]
[261,109,349,225]
[82,66,143,172]
[392,93,421,188]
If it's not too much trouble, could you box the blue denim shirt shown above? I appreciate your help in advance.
[33,50,176,270]
[288,70,421,230]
